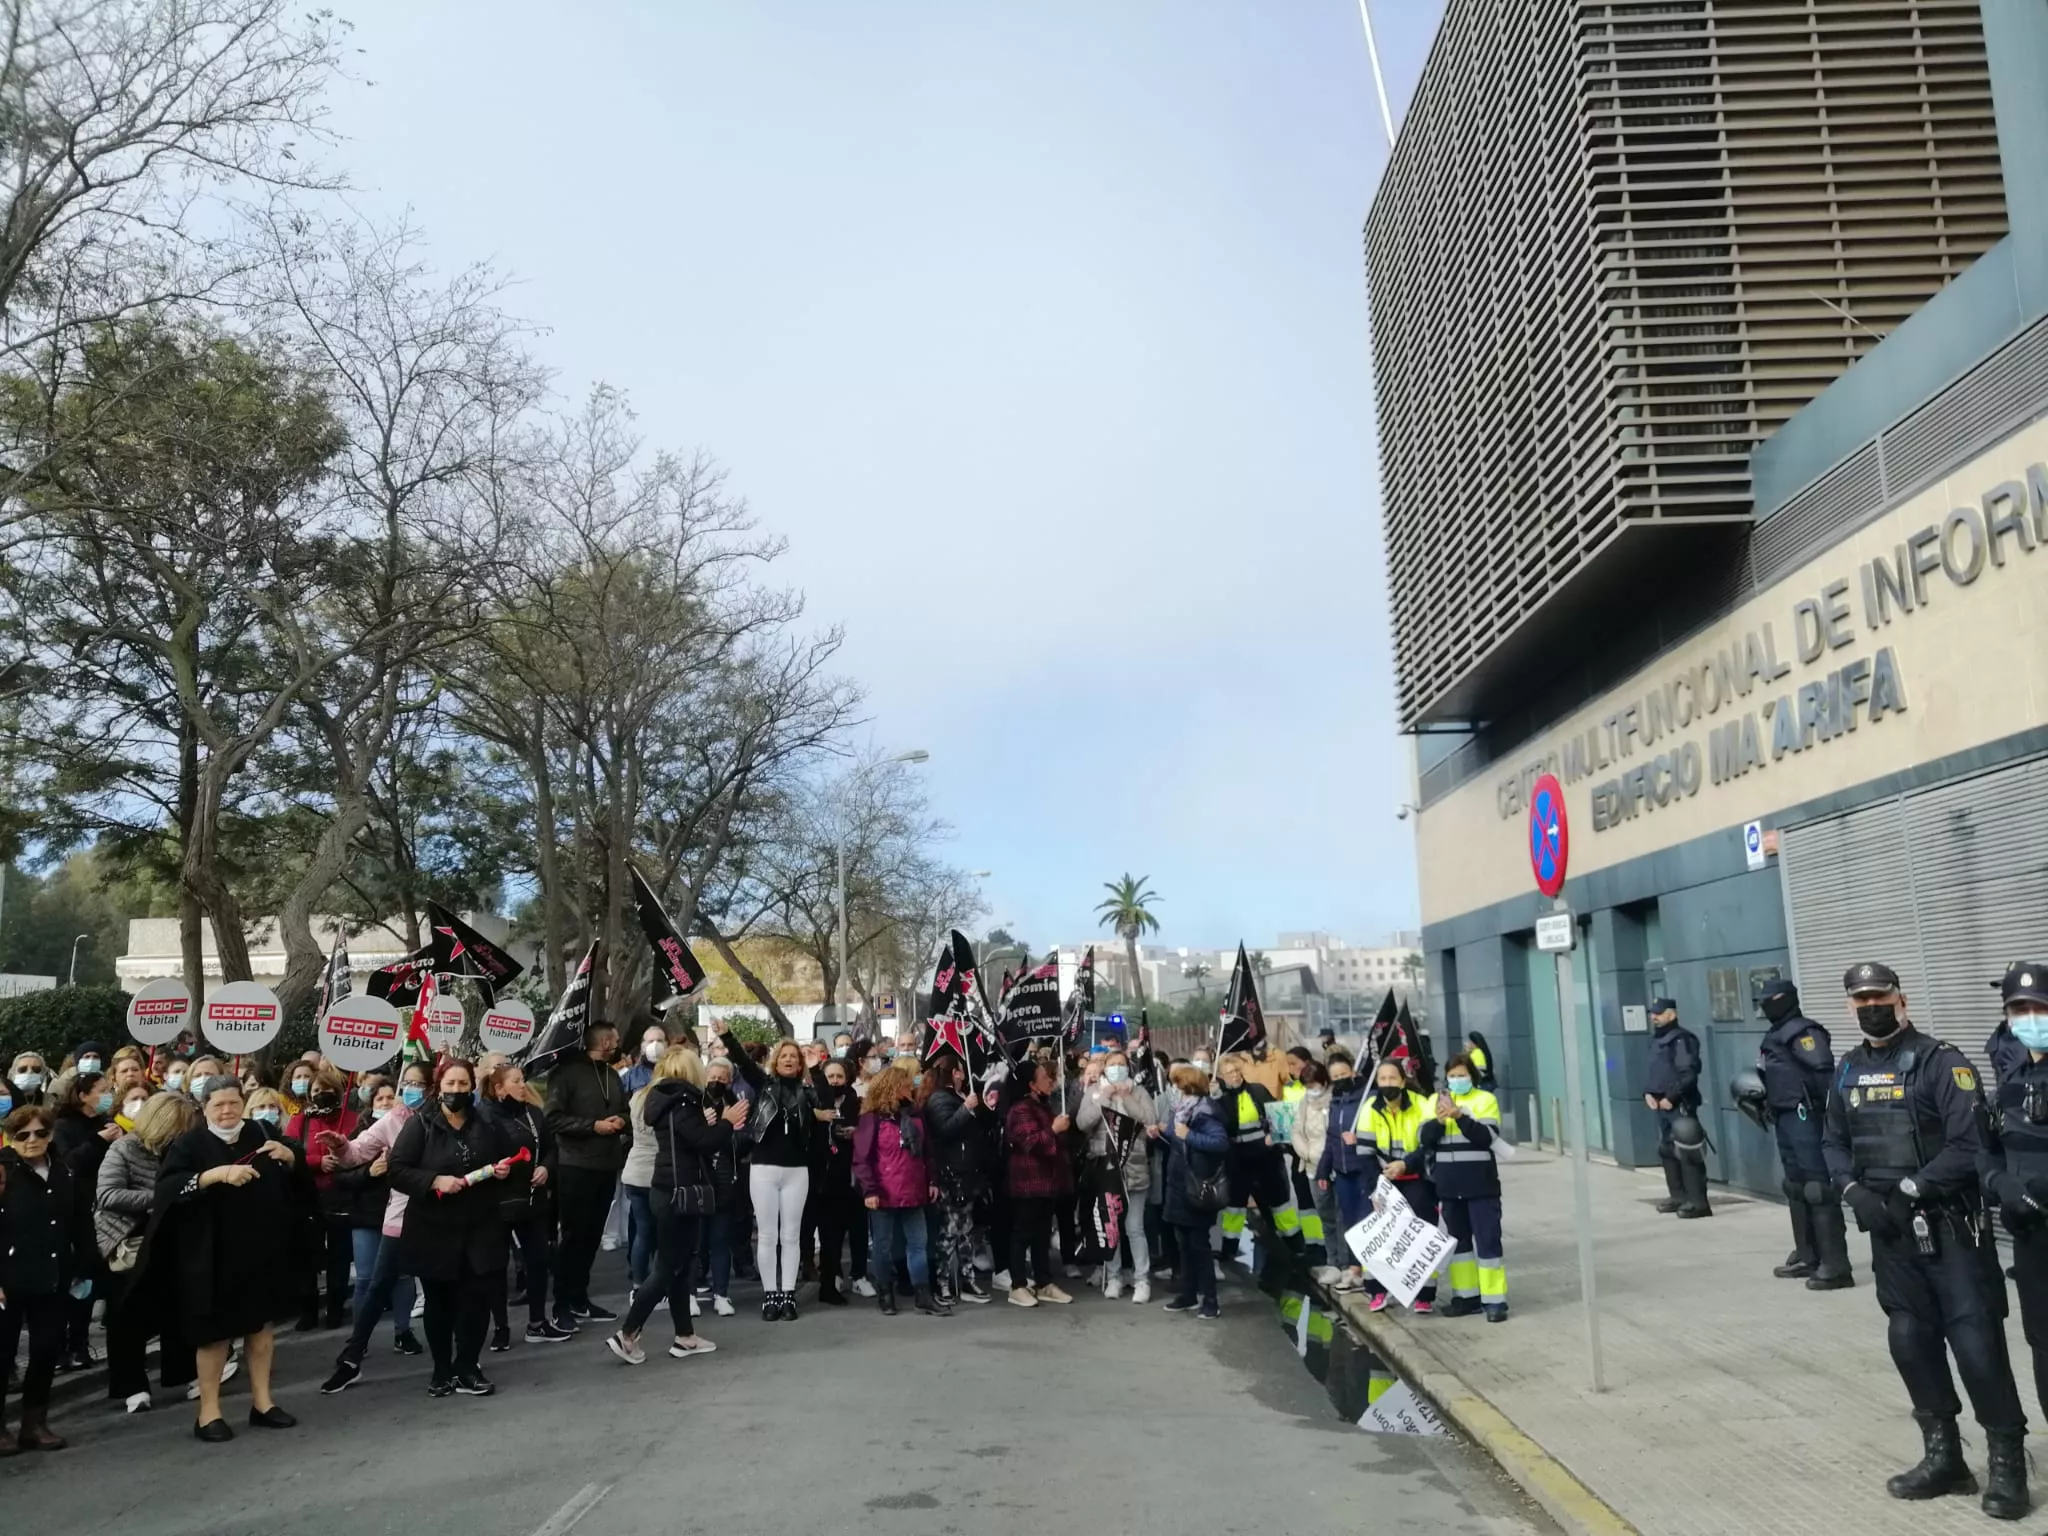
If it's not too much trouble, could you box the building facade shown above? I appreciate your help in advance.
[1377,1,2048,1195]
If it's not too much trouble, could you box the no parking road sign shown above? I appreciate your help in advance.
[1528,773,1569,897]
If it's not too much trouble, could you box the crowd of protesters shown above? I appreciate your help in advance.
[0,1017,1495,1453]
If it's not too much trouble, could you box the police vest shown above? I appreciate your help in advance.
[1837,1043,1940,1181]
[1229,1088,1268,1146]
[1997,1056,2048,1180]
[1358,1094,1428,1177]
[1758,1016,1824,1112]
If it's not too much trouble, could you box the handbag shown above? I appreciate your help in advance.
[1184,1148,1228,1214]
[106,1229,146,1273]
[668,1183,715,1216]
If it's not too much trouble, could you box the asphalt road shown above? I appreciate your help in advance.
[12,1258,1553,1536]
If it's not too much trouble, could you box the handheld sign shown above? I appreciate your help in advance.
[126,976,194,1047]
[478,997,536,1055]
[318,994,404,1074]
[200,979,284,1055]
[424,994,468,1052]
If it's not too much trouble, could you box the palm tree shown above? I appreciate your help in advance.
[1399,951,1425,990]
[1182,959,1212,998]
[1095,874,1162,1005]
[1251,950,1272,975]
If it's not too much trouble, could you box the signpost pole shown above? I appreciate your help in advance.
[1547,913,1606,1393]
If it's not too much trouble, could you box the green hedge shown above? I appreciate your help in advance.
[0,984,133,1064]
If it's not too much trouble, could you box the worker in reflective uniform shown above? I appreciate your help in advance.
[1981,961,2048,1514]
[1465,1031,1497,1093]
[1645,998,1711,1218]
[1215,1053,1298,1268]
[1360,1057,1437,1314]
[1286,1060,1333,1266]
[1822,960,2027,1516]
[1753,978,1853,1289]
[1420,1052,1507,1322]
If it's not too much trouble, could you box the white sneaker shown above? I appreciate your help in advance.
[1103,1274,1124,1300]
[605,1331,646,1366]
[412,1293,427,1319]
[1086,1266,1102,1289]
[852,1278,876,1298]
[714,1295,735,1317]
[124,1391,153,1414]
[1311,1265,1342,1286]
[992,1270,1013,1291]
[689,1294,701,1317]
[1132,1280,1151,1305]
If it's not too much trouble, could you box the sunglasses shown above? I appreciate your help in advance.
[11,1126,52,1139]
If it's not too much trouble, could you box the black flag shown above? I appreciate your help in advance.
[998,950,1066,1062]
[1364,989,1399,1072]
[1057,945,1095,1053]
[1399,999,1436,1092]
[424,901,525,1005]
[629,868,708,1012]
[368,949,432,1010]
[1216,943,1267,1058]
[316,930,352,1017]
[519,940,600,1076]
[924,930,988,1069]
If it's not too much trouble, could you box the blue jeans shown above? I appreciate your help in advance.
[624,1185,656,1289]
[694,1209,733,1297]
[867,1206,930,1291]
[348,1229,417,1350]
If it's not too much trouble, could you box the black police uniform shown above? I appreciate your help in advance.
[1982,962,2048,1500]
[1755,980,1852,1287]
[1645,1001,1709,1217]
[1987,1022,2029,1094]
[1822,960,2026,1510]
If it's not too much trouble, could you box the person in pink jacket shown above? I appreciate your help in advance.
[853,1066,945,1319]
[318,1063,431,1394]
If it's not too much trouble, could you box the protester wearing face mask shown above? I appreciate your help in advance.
[284,1063,360,1332]
[620,1025,667,1097]
[387,1061,514,1398]
[46,1070,119,1374]
[1160,1064,1228,1320]
[320,1068,428,1394]
[0,1103,98,1452]
[1076,1050,1158,1302]
[1287,1061,1335,1272]
[1213,1053,1295,1271]
[157,1057,190,1097]
[155,1079,301,1442]
[8,1053,49,1110]
[1418,1054,1507,1322]
[806,1058,864,1305]
[479,1064,570,1348]
[98,1091,201,1411]
[1359,1060,1439,1314]
[619,1044,661,1301]
[1003,1060,1075,1308]
[1316,1053,1369,1290]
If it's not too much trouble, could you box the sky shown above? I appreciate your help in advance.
[317,0,1445,953]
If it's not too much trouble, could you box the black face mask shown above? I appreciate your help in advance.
[1856,1003,1902,1041]
[1375,1086,1403,1106]
[1761,995,1796,1025]
[441,1090,475,1113]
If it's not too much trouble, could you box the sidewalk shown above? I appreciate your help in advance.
[1333,1151,2035,1536]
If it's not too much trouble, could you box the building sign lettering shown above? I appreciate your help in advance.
[1494,463,2048,831]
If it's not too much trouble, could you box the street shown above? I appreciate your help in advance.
[11,1258,1551,1536]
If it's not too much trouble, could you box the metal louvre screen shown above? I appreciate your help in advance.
[1780,755,2048,1089]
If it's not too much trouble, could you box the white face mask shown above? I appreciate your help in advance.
[207,1119,244,1143]
[12,1070,43,1090]
[643,1040,665,1062]
[123,1101,146,1120]
[164,1072,185,1090]
[1105,1065,1130,1084]
[78,1057,102,1075]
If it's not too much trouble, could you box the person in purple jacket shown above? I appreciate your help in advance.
[854,1067,948,1318]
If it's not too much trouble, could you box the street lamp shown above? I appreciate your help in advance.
[836,749,930,1024]
[68,933,91,986]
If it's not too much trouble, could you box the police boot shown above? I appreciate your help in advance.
[1676,1159,1713,1219]
[1981,1428,2028,1519]
[1774,1196,1816,1277]
[1805,1198,1855,1290]
[1656,1152,1685,1214]
[1886,1413,1978,1500]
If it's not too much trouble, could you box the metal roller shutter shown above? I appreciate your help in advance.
[1780,798,1921,1043]
[1901,757,2048,1083]
[1780,754,2048,1090]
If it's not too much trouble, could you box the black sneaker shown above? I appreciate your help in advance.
[489,1326,512,1353]
[579,1302,619,1323]
[454,1371,495,1397]
[1162,1297,1199,1314]
[427,1375,455,1398]
[393,1332,424,1356]
[1196,1304,1221,1321]
[551,1310,581,1334]
[525,1320,575,1343]
[319,1357,362,1395]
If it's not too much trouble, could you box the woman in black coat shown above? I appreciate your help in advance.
[918,1055,991,1306]
[478,1062,568,1349]
[604,1048,743,1366]
[388,1059,512,1398]
[49,1070,118,1373]
[0,1104,96,1452]
[154,1077,302,1442]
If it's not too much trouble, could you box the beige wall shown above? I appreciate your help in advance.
[1417,415,2048,925]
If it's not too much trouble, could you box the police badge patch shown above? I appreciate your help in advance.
[1797,1034,1816,1052]
[1954,1066,1978,1092]
[1849,1088,1862,1108]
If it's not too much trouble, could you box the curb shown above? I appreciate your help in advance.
[1329,1290,1639,1536]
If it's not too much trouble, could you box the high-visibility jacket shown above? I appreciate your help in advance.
[1356,1091,1429,1181]
[1226,1084,1275,1148]
[1420,1089,1502,1200]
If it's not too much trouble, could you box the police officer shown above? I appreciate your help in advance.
[1982,961,2048,1513]
[1643,998,1710,1218]
[1986,962,2031,1091]
[1822,960,2026,1515]
[1753,979,1853,1289]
